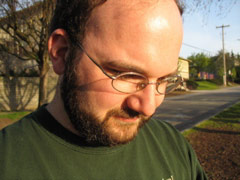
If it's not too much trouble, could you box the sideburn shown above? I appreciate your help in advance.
[60,48,112,146]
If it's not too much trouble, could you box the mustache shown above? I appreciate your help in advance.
[105,107,147,120]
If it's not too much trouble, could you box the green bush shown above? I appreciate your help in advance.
[234,66,240,84]
[234,78,240,84]
[186,80,199,90]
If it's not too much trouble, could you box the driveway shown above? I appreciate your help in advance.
[153,86,240,131]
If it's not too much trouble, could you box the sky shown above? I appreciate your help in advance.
[180,0,240,59]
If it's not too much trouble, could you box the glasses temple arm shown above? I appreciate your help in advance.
[76,43,115,80]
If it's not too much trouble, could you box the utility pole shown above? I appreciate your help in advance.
[216,24,230,87]
[237,39,240,66]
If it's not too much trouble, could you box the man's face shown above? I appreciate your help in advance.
[61,0,183,146]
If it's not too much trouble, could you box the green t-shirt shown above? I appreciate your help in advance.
[0,106,207,180]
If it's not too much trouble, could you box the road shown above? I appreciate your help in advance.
[153,86,240,131]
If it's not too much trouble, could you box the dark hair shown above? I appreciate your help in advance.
[49,0,107,45]
[175,0,184,15]
[49,0,183,45]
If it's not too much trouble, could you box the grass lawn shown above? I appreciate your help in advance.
[196,80,220,90]
[0,111,31,129]
[0,111,31,120]
[183,102,240,179]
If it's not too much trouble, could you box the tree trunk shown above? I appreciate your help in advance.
[38,56,49,108]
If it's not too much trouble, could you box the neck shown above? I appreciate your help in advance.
[46,84,80,136]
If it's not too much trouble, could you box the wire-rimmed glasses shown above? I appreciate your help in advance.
[76,43,183,95]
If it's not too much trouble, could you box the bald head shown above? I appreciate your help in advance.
[50,0,183,45]
[82,0,183,75]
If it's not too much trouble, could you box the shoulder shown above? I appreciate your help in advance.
[145,118,177,131]
[0,105,50,148]
[0,112,37,144]
[0,109,51,179]
[138,119,193,156]
[142,118,184,140]
[135,119,208,179]
[0,105,49,137]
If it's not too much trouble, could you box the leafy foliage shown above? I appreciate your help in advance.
[188,53,213,79]
[188,51,240,83]
[211,51,240,81]
[186,80,198,90]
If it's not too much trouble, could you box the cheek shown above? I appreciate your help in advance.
[155,94,165,108]
[74,60,127,116]
[85,91,127,116]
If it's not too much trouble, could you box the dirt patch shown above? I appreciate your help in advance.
[186,126,240,180]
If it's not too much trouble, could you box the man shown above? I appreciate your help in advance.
[0,0,207,179]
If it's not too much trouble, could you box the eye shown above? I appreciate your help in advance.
[104,67,123,76]
[110,69,121,74]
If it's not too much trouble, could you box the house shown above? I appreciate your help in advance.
[178,57,191,80]
[178,57,191,90]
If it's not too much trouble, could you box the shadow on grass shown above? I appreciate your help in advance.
[215,113,240,119]
[192,127,240,135]
[209,119,240,124]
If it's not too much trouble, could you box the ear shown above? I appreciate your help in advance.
[48,29,69,75]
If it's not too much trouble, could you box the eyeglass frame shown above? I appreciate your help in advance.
[75,43,183,95]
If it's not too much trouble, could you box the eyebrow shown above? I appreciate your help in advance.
[102,60,178,78]
[165,69,178,77]
[101,60,146,74]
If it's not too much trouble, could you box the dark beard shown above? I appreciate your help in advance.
[60,50,150,146]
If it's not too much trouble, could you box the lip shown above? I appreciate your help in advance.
[115,116,138,123]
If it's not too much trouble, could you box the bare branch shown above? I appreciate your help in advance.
[182,0,238,17]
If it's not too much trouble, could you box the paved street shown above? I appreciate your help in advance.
[153,86,240,131]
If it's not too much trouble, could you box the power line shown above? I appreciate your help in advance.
[182,43,215,54]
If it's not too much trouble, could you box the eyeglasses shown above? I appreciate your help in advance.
[76,43,183,95]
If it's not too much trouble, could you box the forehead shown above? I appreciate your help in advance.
[83,0,183,77]
[86,0,181,34]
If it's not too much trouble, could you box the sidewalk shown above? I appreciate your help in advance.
[153,86,240,131]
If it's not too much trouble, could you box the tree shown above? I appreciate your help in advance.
[228,52,240,82]
[0,0,55,107]
[181,0,238,16]
[210,50,238,82]
[188,53,212,79]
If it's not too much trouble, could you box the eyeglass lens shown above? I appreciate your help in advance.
[112,73,181,94]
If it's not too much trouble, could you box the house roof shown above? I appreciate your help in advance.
[179,57,192,62]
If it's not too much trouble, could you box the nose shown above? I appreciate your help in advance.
[125,84,165,116]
